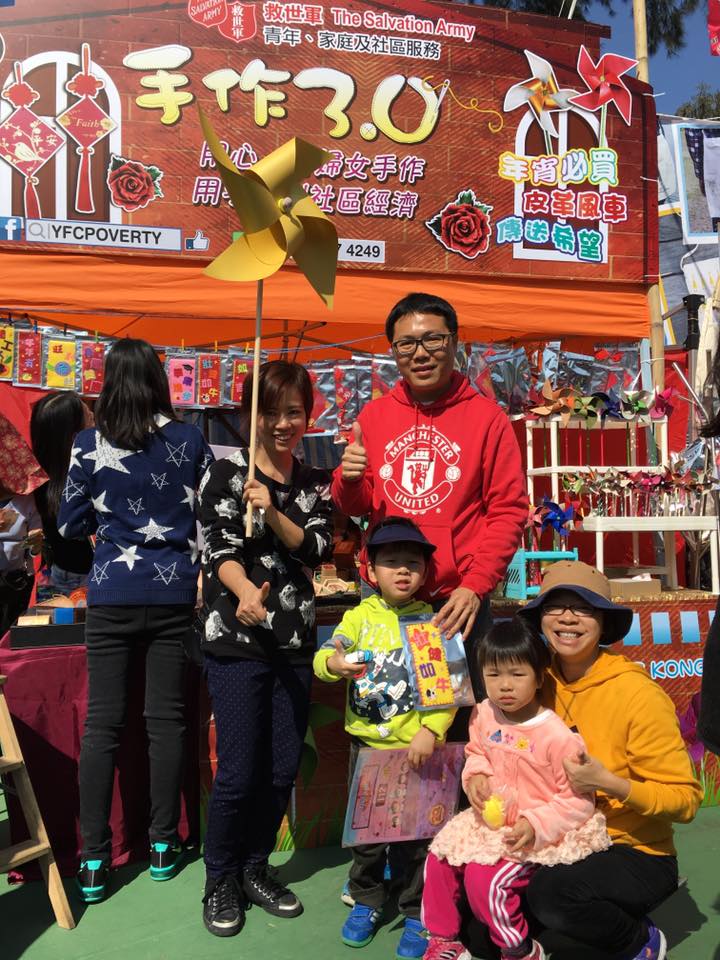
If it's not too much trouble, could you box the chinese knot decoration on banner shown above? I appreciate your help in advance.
[56,43,117,214]
[0,62,64,218]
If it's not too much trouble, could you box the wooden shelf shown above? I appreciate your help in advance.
[582,516,719,594]
[528,465,666,476]
[0,839,50,872]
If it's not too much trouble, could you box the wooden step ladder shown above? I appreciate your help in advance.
[0,675,75,929]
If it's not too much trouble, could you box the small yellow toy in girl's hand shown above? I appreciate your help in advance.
[482,793,506,830]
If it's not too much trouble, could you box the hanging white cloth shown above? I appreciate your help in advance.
[702,135,720,219]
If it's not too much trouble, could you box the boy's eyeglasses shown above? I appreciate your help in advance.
[542,603,597,619]
[391,333,452,357]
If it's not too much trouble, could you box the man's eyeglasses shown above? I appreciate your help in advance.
[391,332,453,357]
[542,603,597,619]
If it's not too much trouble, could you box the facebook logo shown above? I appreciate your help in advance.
[0,217,24,240]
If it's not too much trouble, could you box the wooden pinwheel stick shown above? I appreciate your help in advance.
[245,279,264,537]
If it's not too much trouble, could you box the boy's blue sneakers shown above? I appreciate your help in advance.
[75,859,108,903]
[342,903,381,947]
[149,840,185,881]
[396,918,428,959]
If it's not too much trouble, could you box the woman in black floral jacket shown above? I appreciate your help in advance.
[198,361,334,938]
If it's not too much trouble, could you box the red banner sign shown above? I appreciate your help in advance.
[0,1,656,283]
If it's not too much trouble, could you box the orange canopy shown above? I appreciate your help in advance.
[0,249,649,356]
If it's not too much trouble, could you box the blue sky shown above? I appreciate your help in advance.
[587,2,718,114]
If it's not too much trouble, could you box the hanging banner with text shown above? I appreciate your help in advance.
[0,0,657,282]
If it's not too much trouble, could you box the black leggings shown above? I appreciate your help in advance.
[526,844,679,958]
[203,655,312,879]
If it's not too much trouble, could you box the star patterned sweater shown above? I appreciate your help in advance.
[198,448,334,665]
[58,417,214,606]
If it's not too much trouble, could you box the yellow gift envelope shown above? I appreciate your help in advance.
[400,615,474,711]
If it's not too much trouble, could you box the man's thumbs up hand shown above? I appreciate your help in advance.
[341,420,369,482]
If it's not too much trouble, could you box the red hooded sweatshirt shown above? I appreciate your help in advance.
[331,372,528,601]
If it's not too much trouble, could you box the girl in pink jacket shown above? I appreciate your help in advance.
[421,618,610,960]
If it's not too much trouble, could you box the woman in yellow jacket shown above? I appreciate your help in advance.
[518,561,702,960]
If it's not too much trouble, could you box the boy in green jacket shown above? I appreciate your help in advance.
[313,518,457,959]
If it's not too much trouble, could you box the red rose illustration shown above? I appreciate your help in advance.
[425,190,493,260]
[106,156,163,212]
[440,203,491,258]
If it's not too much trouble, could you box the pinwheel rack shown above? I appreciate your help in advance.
[524,414,669,506]
[523,414,720,592]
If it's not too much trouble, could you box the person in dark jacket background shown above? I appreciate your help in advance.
[31,391,94,595]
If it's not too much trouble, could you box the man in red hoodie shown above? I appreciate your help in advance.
[332,292,528,674]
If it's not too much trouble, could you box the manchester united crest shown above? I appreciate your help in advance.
[379,425,461,514]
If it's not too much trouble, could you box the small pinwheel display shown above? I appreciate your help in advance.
[620,389,651,420]
[569,46,638,147]
[530,379,575,426]
[503,50,579,153]
[573,394,601,427]
[592,390,623,423]
[650,387,676,420]
[539,498,575,538]
[537,467,719,524]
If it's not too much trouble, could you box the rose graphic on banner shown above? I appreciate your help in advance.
[106,154,164,212]
[425,189,492,260]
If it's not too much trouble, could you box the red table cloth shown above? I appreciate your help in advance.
[0,630,201,878]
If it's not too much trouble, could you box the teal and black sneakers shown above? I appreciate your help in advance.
[149,841,185,881]
[75,859,108,903]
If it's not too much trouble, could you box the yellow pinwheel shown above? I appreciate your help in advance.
[198,109,339,536]
[199,108,337,306]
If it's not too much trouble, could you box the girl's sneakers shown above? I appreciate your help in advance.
[633,921,667,960]
[501,941,546,960]
[396,918,429,958]
[75,859,108,903]
[424,938,471,960]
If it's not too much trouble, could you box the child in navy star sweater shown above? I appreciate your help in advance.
[58,338,213,903]
[60,416,211,605]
